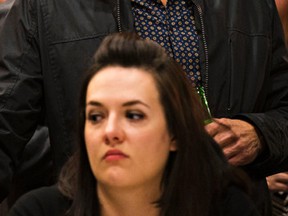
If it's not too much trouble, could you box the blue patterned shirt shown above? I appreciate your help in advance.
[131,0,202,87]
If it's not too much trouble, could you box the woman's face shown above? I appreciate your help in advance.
[85,66,176,190]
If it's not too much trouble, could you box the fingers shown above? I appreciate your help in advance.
[205,118,238,148]
[269,173,288,184]
[270,182,288,192]
[267,173,288,192]
[226,138,260,166]
[205,120,220,137]
[205,118,232,137]
[228,150,255,166]
[205,118,261,166]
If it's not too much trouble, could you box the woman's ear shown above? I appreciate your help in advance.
[169,137,177,151]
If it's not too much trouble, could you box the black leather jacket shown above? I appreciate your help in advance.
[0,0,288,214]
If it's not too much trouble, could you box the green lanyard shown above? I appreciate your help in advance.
[196,86,212,125]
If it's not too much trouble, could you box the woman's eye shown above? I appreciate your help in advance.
[125,112,145,120]
[88,113,103,123]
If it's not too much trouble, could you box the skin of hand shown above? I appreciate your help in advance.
[267,172,288,192]
[205,118,262,166]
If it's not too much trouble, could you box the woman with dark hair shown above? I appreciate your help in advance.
[8,33,259,216]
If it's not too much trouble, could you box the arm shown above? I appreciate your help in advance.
[238,0,288,177]
[206,0,288,178]
[0,0,43,201]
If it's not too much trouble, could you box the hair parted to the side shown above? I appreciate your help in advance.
[58,32,250,216]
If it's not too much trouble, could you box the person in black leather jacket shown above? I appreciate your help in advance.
[0,0,52,213]
[0,0,287,215]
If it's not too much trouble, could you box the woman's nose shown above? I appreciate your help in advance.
[104,115,125,146]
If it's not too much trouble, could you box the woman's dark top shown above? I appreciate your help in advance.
[8,185,260,216]
[8,186,70,216]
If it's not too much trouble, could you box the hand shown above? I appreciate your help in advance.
[205,118,262,166]
[267,172,288,192]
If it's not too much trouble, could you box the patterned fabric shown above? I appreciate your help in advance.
[131,0,202,87]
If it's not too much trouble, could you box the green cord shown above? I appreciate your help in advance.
[196,86,212,125]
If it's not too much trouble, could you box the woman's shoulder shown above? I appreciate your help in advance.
[8,185,71,216]
[222,185,260,216]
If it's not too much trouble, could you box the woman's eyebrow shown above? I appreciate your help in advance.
[123,100,150,109]
[86,101,103,107]
[86,100,150,109]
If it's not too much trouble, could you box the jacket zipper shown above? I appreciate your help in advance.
[192,1,209,102]
[116,0,122,32]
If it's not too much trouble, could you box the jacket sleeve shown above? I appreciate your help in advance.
[239,0,288,178]
[0,0,43,201]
